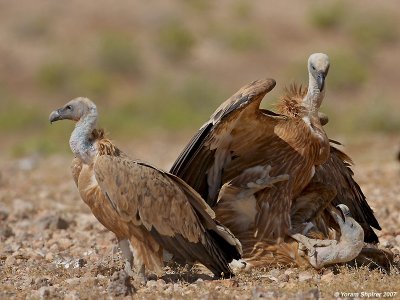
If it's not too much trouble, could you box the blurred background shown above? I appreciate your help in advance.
[0,0,399,161]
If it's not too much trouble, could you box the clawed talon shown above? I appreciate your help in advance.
[291,233,337,257]
[239,165,289,198]
[229,259,248,273]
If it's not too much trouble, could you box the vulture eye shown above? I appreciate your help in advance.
[311,65,316,71]
[66,105,72,110]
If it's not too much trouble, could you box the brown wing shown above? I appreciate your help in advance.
[94,155,241,277]
[312,145,381,243]
[170,78,282,206]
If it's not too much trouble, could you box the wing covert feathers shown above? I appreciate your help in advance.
[94,155,241,277]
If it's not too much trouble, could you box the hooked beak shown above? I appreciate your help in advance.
[330,204,351,227]
[317,72,325,91]
[49,109,63,123]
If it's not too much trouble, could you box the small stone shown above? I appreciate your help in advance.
[146,280,158,288]
[64,291,80,300]
[34,277,51,288]
[268,268,280,277]
[38,286,55,299]
[4,255,16,267]
[73,258,87,268]
[278,273,289,282]
[45,252,54,261]
[298,271,313,282]
[107,270,135,297]
[0,205,9,221]
[58,238,73,250]
[38,215,70,230]
[265,275,278,283]
[321,271,334,282]
[0,224,14,241]
[66,278,81,286]
[395,235,400,246]
[284,268,296,278]
[12,199,34,219]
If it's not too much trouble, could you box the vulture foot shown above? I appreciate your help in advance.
[131,264,147,285]
[293,205,364,269]
[238,165,289,198]
[290,233,337,257]
[118,239,137,280]
[229,259,249,273]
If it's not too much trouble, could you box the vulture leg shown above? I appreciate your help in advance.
[119,239,146,284]
[239,165,289,198]
[292,205,364,269]
[215,165,289,236]
[119,239,135,277]
[290,233,337,257]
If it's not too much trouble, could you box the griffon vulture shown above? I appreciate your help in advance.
[170,53,379,268]
[49,98,242,281]
[171,53,332,245]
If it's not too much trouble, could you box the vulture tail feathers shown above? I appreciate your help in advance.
[150,230,237,278]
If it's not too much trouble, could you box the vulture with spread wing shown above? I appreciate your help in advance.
[171,53,331,243]
[49,98,242,281]
[171,53,382,268]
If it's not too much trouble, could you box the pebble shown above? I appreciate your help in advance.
[298,271,313,282]
[284,268,295,277]
[321,271,334,282]
[268,269,280,277]
[278,273,289,282]
[0,205,9,221]
[0,224,14,241]
[58,238,73,250]
[64,291,80,300]
[107,270,135,297]
[12,199,34,219]
[4,255,17,267]
[38,215,70,230]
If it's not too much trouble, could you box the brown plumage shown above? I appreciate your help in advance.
[276,82,381,244]
[171,54,331,246]
[49,97,242,280]
[171,53,382,269]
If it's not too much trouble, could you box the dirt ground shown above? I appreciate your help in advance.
[0,134,399,300]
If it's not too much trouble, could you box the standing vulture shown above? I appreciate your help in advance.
[171,53,332,245]
[49,98,242,281]
[277,84,381,244]
[170,53,375,268]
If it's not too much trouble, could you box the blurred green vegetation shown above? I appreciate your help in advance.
[328,52,368,90]
[220,27,264,52]
[309,1,346,30]
[97,33,142,76]
[350,15,398,51]
[157,20,196,61]
[0,1,399,158]
[38,63,112,98]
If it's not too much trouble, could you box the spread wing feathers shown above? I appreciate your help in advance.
[275,88,381,243]
[290,182,337,238]
[94,155,241,277]
[312,145,381,243]
[170,78,282,205]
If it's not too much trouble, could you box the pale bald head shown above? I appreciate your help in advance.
[331,204,364,242]
[49,97,97,123]
[308,53,330,91]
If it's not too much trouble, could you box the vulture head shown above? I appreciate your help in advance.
[49,97,98,164]
[308,53,330,92]
[331,204,364,243]
[49,97,97,123]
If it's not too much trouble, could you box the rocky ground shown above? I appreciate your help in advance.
[0,137,399,299]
